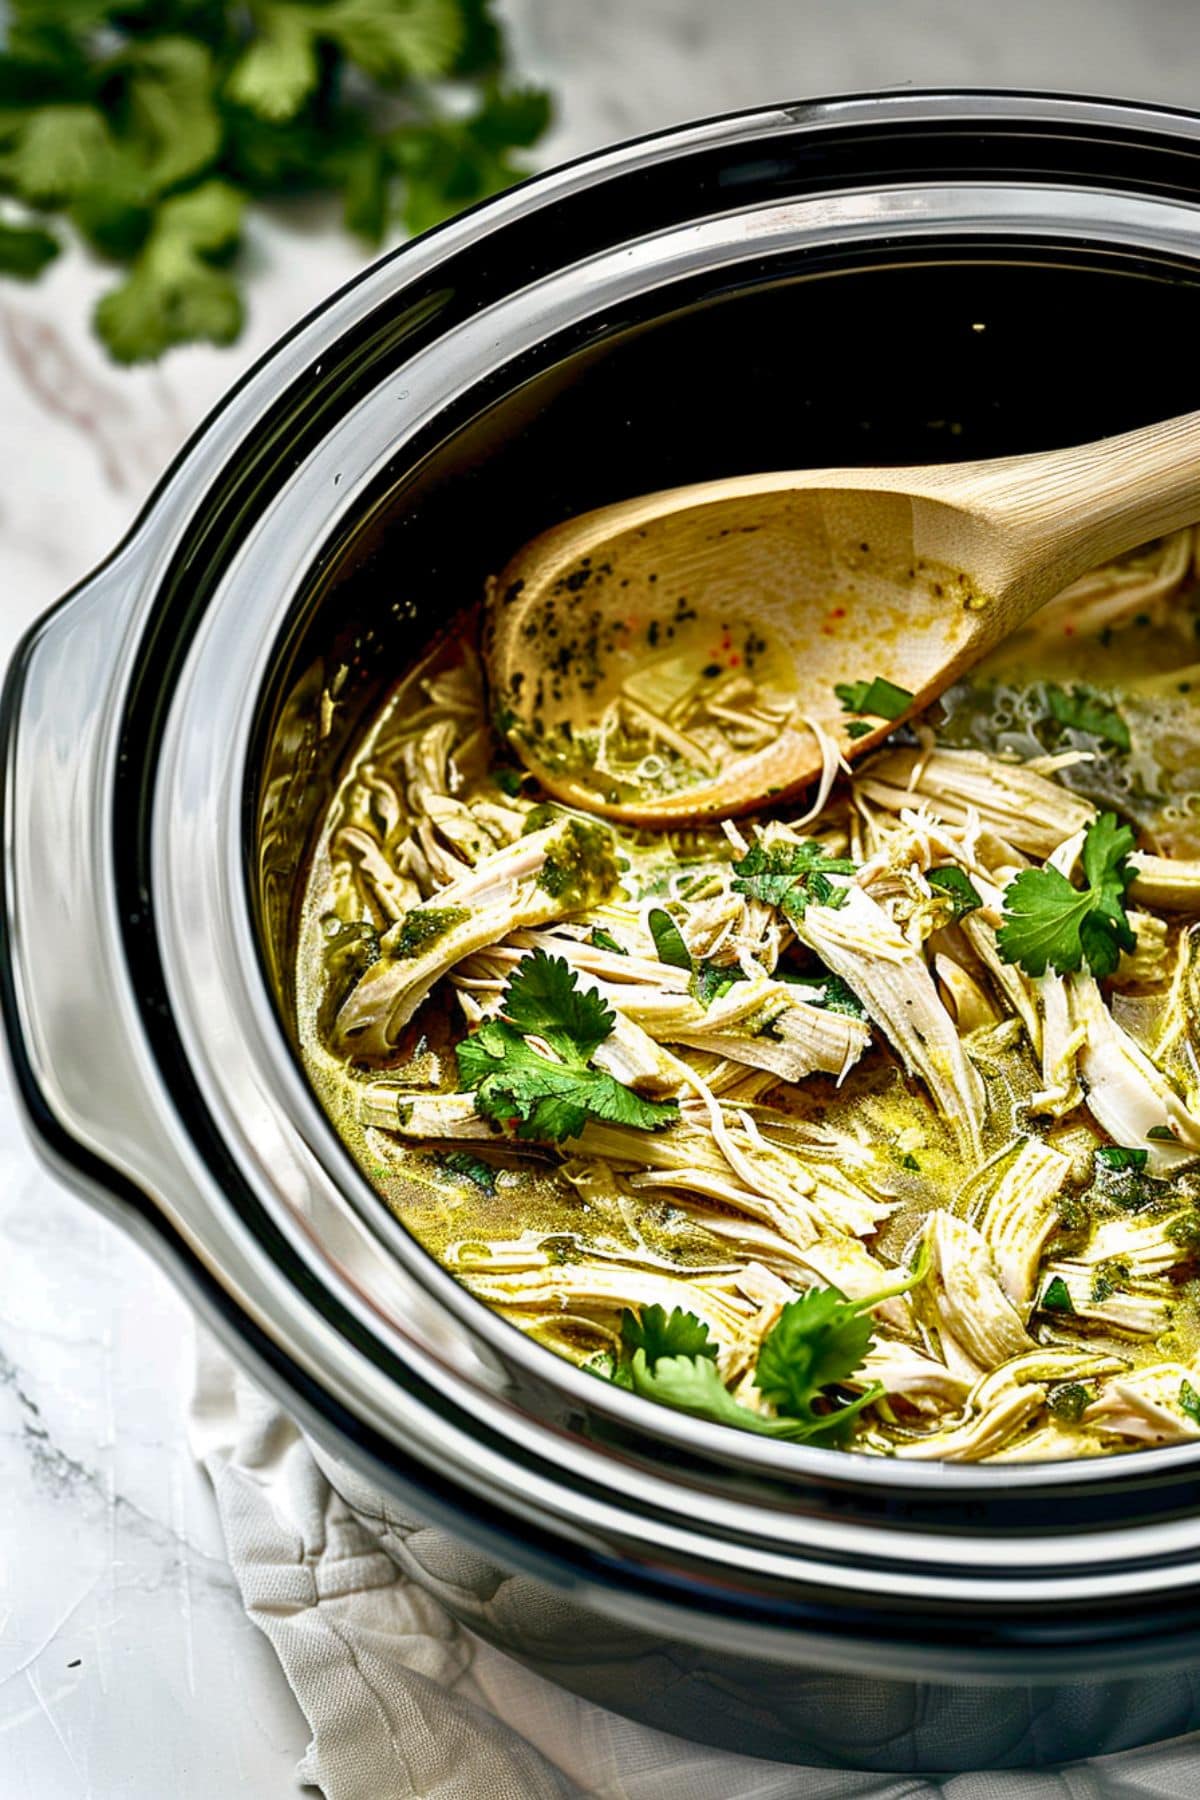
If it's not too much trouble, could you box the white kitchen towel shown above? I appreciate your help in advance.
[191,1328,1200,1800]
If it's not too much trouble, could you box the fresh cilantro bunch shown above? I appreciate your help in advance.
[456,948,678,1143]
[996,811,1137,979]
[0,0,550,359]
[731,840,856,919]
[607,1251,928,1446]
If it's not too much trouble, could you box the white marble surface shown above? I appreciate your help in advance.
[6,3,1200,1795]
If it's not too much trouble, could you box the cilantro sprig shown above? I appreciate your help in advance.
[456,949,677,1143]
[731,840,856,920]
[996,812,1137,980]
[610,1251,928,1445]
[0,0,549,359]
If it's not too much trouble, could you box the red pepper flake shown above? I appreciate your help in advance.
[1062,623,1076,637]
[728,654,741,667]
[829,607,846,620]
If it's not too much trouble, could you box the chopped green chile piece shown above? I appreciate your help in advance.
[835,676,915,721]
[1097,1146,1149,1172]
[647,906,693,972]
[1040,1275,1075,1313]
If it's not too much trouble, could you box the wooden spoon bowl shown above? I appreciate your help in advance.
[485,411,1200,823]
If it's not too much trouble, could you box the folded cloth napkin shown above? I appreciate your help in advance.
[190,1327,1200,1800]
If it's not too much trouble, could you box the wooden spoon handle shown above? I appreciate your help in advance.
[936,406,1200,592]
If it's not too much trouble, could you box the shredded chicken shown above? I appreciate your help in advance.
[300,537,1200,1466]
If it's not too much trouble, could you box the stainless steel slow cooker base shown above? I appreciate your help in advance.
[9,92,1200,1770]
[310,1439,1200,1770]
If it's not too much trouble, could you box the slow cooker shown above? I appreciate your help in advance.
[8,90,1200,1773]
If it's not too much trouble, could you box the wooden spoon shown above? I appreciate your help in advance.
[484,410,1200,823]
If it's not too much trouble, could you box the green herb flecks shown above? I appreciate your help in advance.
[927,864,983,919]
[537,818,619,910]
[776,970,867,1019]
[731,840,856,920]
[441,1151,497,1193]
[1090,1258,1130,1304]
[1047,1381,1093,1424]
[690,960,743,1008]
[387,905,470,960]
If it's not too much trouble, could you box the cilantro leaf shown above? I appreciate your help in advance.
[755,1287,874,1415]
[388,82,551,236]
[627,1350,807,1437]
[731,840,855,920]
[927,864,983,919]
[996,811,1136,979]
[121,36,223,194]
[0,0,547,358]
[754,1249,929,1437]
[457,1021,676,1140]
[225,4,321,122]
[1044,684,1130,753]
[835,675,914,721]
[455,952,677,1143]
[498,946,614,1059]
[327,0,465,84]
[647,906,692,972]
[617,1253,928,1448]
[620,1305,716,1365]
[0,216,59,276]
[94,180,243,362]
